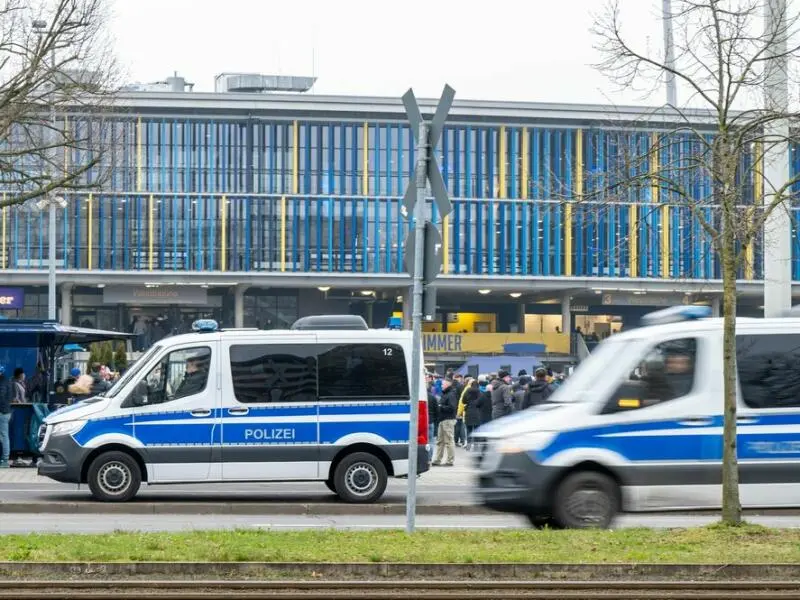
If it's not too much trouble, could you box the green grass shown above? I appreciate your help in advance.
[1,523,799,563]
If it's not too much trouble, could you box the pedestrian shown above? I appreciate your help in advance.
[431,377,458,467]
[463,379,482,450]
[454,377,472,447]
[522,368,556,409]
[0,366,11,468]
[11,368,26,403]
[491,370,515,420]
[477,376,493,425]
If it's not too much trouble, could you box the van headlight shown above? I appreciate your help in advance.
[50,420,86,437]
[497,431,556,454]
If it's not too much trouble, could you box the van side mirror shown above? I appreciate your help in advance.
[129,380,149,407]
[601,381,644,414]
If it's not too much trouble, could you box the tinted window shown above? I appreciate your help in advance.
[737,334,800,409]
[229,344,317,404]
[604,337,697,413]
[318,343,409,399]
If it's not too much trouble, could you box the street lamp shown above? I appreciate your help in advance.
[32,19,63,321]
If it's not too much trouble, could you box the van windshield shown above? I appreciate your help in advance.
[106,344,162,398]
[548,337,636,403]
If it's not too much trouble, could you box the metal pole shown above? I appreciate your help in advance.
[405,121,428,534]
[47,45,57,321]
[763,0,791,317]
[662,0,677,106]
[48,201,56,320]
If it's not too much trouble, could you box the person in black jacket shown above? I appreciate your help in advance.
[431,378,458,466]
[522,368,555,410]
[0,366,11,468]
[476,378,493,425]
[463,379,482,450]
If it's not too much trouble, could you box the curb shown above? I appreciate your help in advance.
[0,502,493,516]
[0,562,799,580]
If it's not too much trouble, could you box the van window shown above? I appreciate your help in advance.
[229,344,317,404]
[318,343,409,399]
[737,334,800,409]
[604,338,697,413]
[138,346,211,405]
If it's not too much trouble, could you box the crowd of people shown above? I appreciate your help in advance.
[427,367,566,467]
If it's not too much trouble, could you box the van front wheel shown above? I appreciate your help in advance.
[333,452,387,504]
[552,471,619,529]
[86,451,142,502]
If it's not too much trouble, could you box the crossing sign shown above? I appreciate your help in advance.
[401,85,455,219]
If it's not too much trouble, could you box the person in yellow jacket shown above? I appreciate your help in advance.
[455,377,473,447]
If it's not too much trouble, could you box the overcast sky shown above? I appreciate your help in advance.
[107,0,762,107]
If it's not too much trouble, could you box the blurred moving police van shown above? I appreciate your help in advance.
[38,315,429,503]
[474,305,800,528]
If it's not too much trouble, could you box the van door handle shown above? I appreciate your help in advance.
[737,417,759,425]
[190,409,211,418]
[678,417,713,426]
[228,407,249,416]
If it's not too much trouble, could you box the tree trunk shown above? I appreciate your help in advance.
[720,207,742,526]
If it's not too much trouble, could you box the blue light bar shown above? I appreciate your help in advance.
[641,305,712,327]
[387,316,402,330]
[192,319,219,333]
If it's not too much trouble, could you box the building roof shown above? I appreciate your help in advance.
[111,90,721,129]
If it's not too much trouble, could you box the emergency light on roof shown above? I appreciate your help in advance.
[192,319,219,333]
[641,305,712,327]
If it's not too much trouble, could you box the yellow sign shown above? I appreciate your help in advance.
[422,332,569,355]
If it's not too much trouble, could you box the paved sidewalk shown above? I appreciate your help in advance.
[0,447,477,485]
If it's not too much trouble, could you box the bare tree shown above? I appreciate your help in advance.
[0,0,118,209]
[592,0,800,525]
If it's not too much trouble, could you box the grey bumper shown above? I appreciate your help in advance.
[37,433,91,484]
[476,451,563,516]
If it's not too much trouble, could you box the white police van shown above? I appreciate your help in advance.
[475,305,800,528]
[38,315,430,503]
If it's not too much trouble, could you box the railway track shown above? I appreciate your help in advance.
[1,580,800,599]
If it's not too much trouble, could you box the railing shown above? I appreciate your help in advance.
[0,192,777,280]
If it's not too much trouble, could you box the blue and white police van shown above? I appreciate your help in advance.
[475,306,800,528]
[37,315,430,503]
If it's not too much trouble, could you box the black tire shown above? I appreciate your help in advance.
[552,471,619,529]
[324,479,336,493]
[332,452,388,504]
[86,451,142,502]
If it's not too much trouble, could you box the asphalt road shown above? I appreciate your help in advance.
[4,512,800,534]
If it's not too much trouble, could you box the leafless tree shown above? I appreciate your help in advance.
[0,0,118,210]
[592,0,800,525]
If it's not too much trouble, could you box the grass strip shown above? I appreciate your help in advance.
[0,523,797,563]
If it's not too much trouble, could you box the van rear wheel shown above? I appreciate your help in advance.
[86,451,142,503]
[333,452,387,504]
[552,471,619,529]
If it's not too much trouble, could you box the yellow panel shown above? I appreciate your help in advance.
[650,133,659,203]
[423,332,570,355]
[499,126,507,199]
[444,313,497,333]
[148,194,154,271]
[575,129,583,200]
[280,195,287,272]
[521,127,529,200]
[442,215,449,274]
[661,203,670,278]
[564,202,573,276]
[87,194,93,270]
[629,204,638,276]
[137,118,143,192]
[292,121,299,195]
[362,122,369,195]
[221,195,228,272]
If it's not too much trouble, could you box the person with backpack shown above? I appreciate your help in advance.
[522,368,556,410]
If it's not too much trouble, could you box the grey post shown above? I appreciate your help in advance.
[405,121,428,534]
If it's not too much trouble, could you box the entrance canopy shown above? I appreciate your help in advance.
[0,319,133,349]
